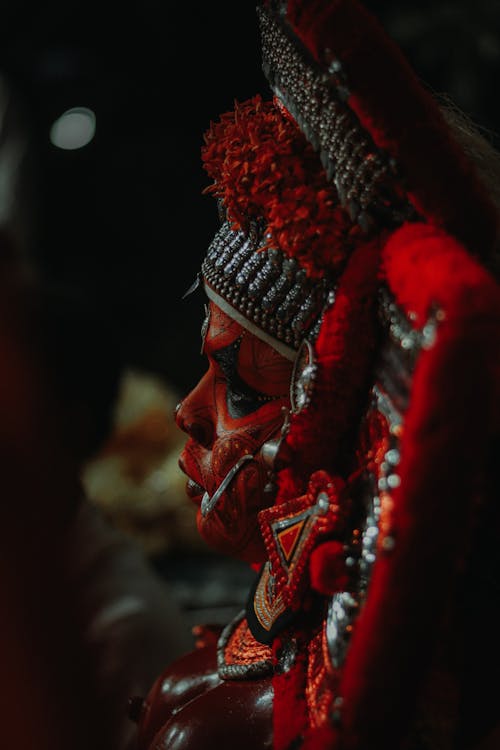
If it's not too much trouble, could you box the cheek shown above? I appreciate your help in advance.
[197,460,268,562]
[208,404,284,490]
[211,433,258,483]
[197,413,284,562]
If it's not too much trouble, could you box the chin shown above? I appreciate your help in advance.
[196,509,267,565]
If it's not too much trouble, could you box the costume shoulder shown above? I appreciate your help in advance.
[331,221,500,748]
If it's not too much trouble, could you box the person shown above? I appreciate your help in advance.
[132,1,500,749]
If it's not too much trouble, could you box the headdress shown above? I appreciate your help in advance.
[198,2,500,748]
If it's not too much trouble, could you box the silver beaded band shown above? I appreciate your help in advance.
[202,221,332,357]
[257,5,416,230]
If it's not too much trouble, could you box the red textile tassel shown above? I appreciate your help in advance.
[333,224,500,749]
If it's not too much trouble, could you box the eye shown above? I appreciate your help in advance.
[213,336,283,418]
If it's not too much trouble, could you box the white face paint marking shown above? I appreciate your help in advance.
[200,454,254,517]
[200,303,211,354]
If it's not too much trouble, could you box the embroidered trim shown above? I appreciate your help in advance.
[217,609,273,680]
[253,560,288,633]
[260,471,347,610]
[247,471,349,644]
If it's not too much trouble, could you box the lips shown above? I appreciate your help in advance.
[186,478,205,499]
[178,453,206,505]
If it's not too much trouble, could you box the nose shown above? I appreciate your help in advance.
[174,378,215,449]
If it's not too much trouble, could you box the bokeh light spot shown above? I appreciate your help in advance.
[50,107,96,150]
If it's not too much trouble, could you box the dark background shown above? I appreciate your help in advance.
[0,0,499,399]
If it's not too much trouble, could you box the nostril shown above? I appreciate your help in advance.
[187,421,213,448]
[175,400,214,447]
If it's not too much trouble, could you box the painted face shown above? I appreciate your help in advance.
[176,301,293,563]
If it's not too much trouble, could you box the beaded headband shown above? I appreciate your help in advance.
[202,221,332,360]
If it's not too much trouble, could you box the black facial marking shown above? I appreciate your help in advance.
[213,336,278,418]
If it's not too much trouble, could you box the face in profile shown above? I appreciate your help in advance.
[176,301,293,563]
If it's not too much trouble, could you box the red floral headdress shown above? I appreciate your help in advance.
[202,94,363,278]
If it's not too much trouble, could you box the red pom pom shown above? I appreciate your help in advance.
[201,94,361,277]
[309,540,349,595]
[301,724,340,750]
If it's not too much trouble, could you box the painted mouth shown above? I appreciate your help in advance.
[185,478,206,505]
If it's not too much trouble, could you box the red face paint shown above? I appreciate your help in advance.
[176,302,293,563]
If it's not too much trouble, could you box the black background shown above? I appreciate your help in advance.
[0,0,499,400]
